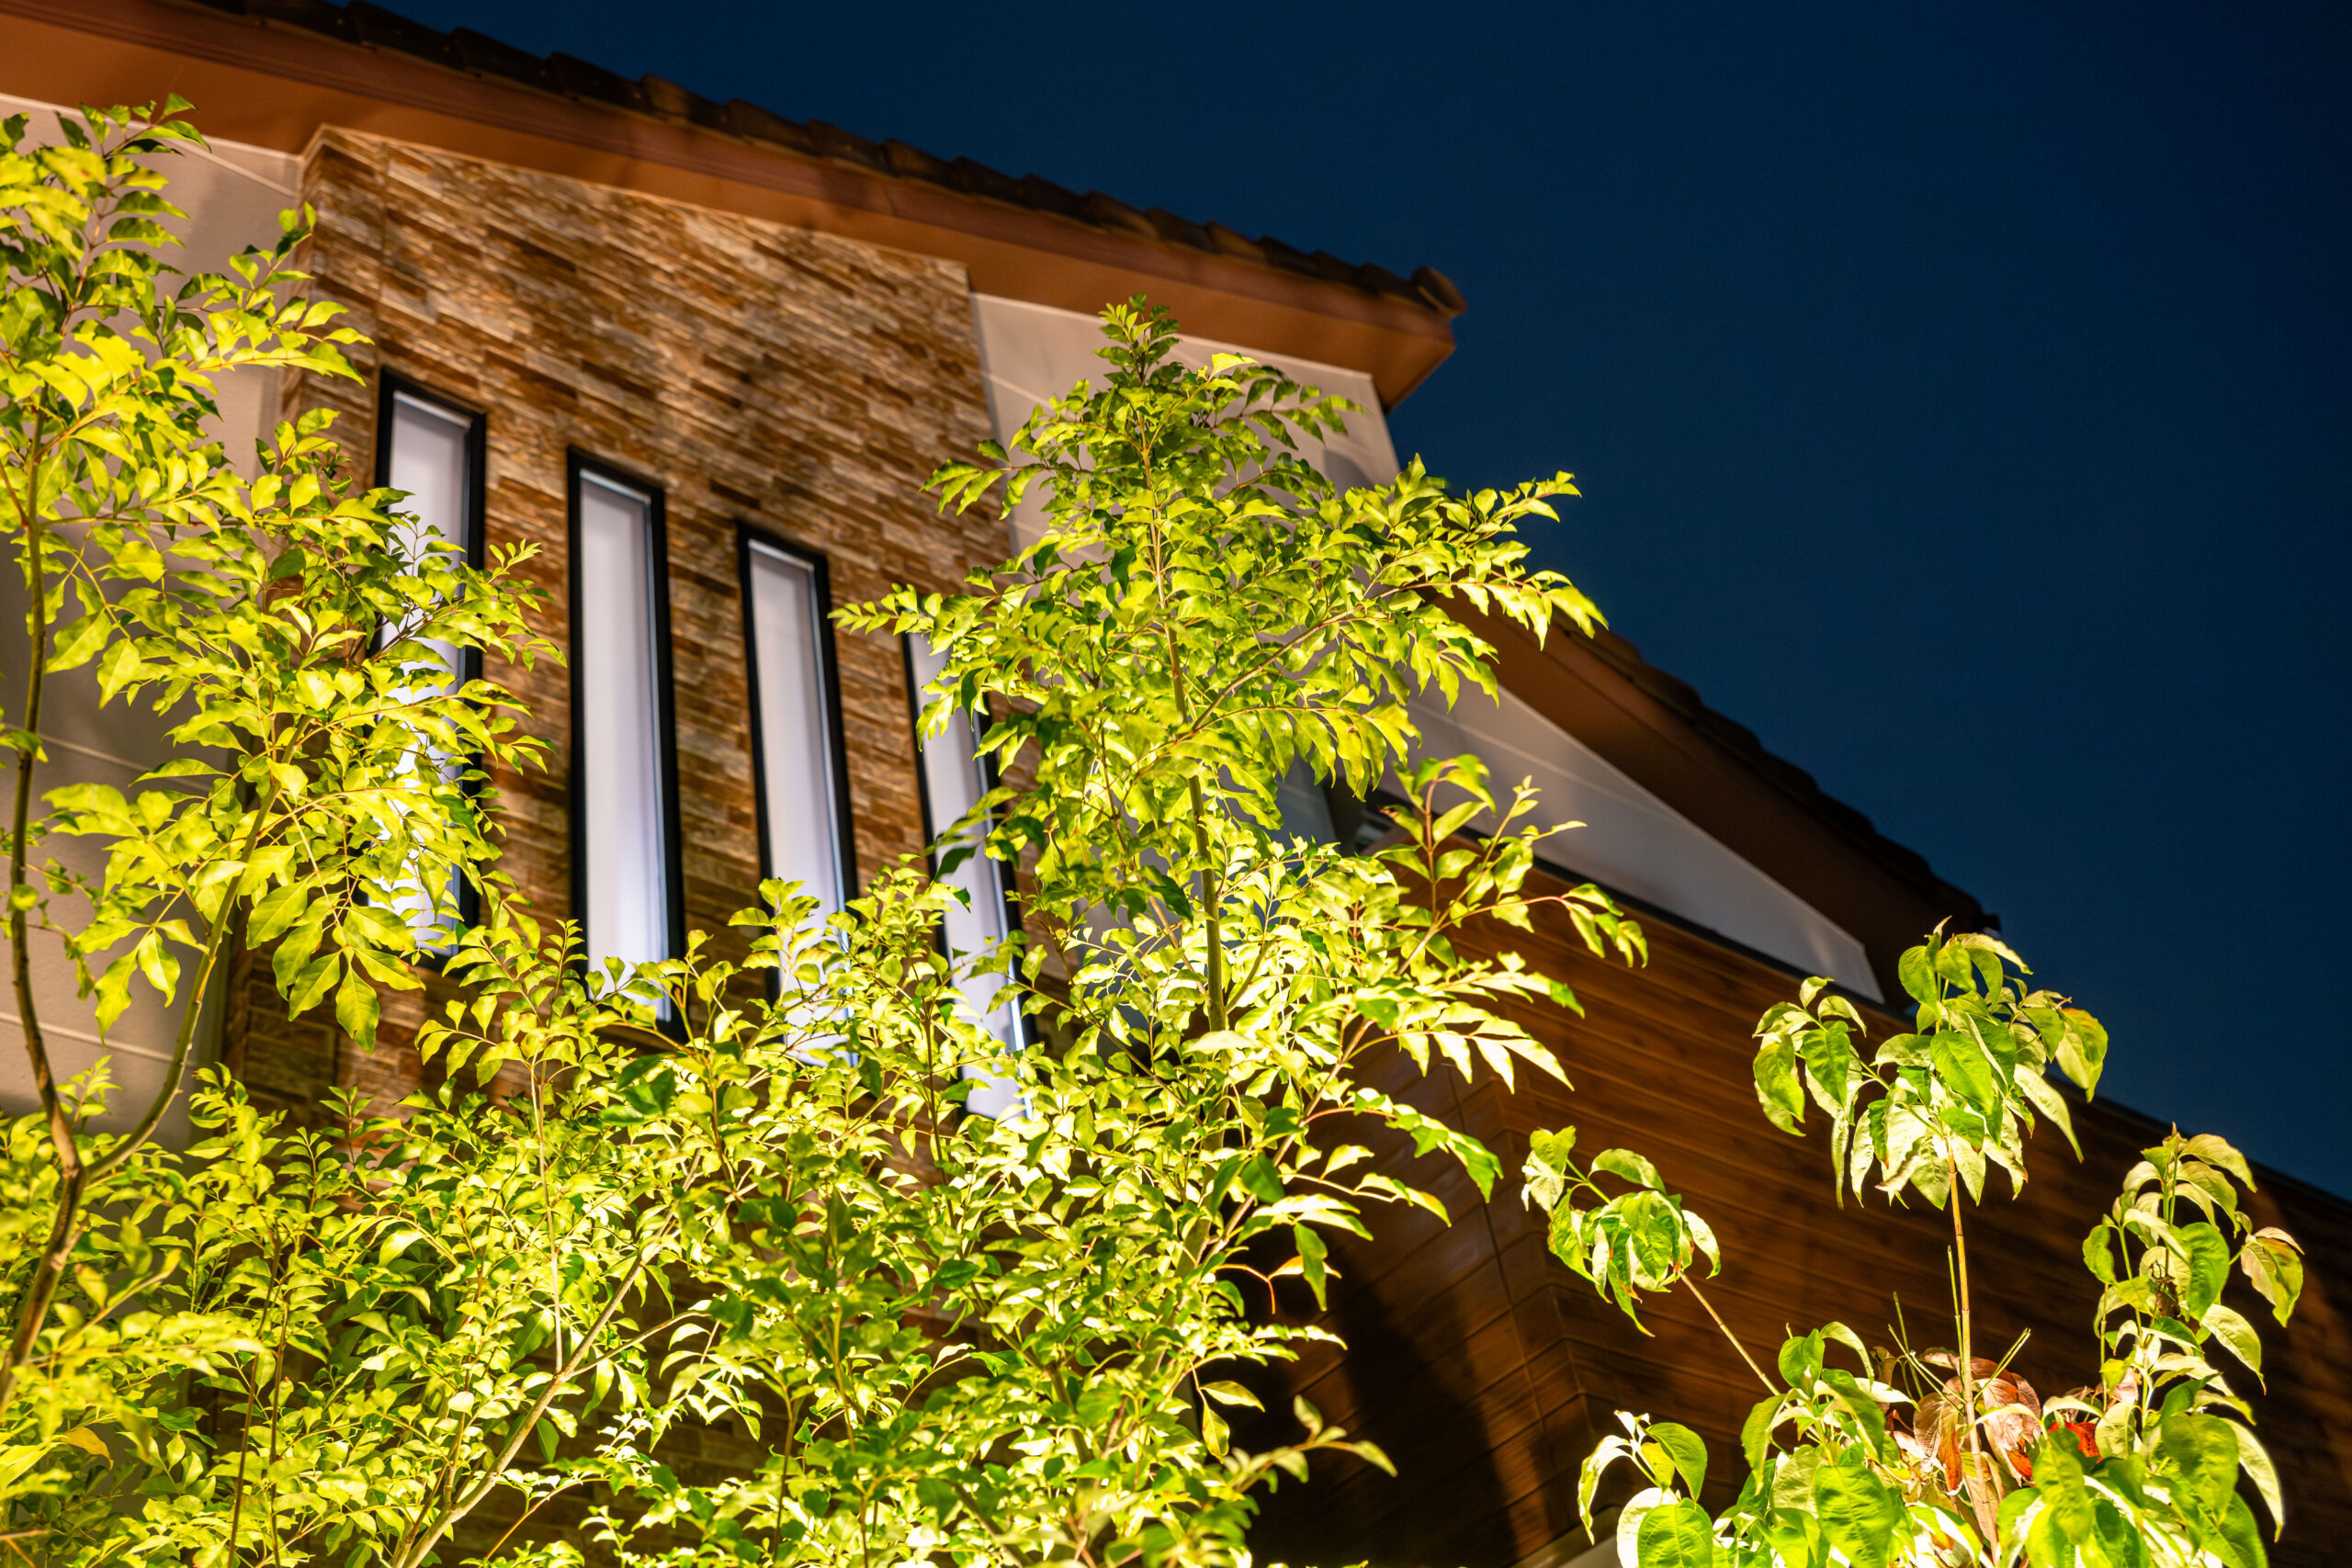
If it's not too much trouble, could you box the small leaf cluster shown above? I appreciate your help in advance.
[1521,1125,1718,1331]
[844,297,1605,931]
[1751,932,2109,1209]
[2,97,548,1542]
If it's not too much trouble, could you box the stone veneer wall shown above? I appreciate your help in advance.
[226,126,1004,1122]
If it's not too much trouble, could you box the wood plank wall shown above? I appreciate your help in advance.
[1246,874,2352,1568]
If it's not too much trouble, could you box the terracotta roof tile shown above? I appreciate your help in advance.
[718,97,817,157]
[446,26,546,87]
[799,118,888,172]
[639,74,726,132]
[181,0,1463,321]
[542,52,646,113]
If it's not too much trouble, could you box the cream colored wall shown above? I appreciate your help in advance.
[0,95,297,1141]
[971,292,1401,552]
[967,292,1879,998]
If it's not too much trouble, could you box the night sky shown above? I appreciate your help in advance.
[383,1,2351,1196]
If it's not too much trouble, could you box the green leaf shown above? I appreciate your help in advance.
[334,962,380,1052]
[249,881,310,943]
[1739,1396,1781,1474]
[2176,1221,2232,1319]
[1294,1223,1329,1311]
[1812,1454,1902,1568]
[1593,1148,1663,1190]
[2081,1222,2118,1285]
[1633,1498,1715,1568]
[2230,1419,2285,1539]
[2201,1302,2263,1382]
[1753,1038,1806,1134]
[1237,1154,1285,1203]
[1896,944,1938,1006]
[1644,1420,1708,1500]
[2156,1412,2242,1518]
[2184,1133,2255,1189]
[1928,1032,1997,1110]
[1198,1381,1261,1411]
[48,613,110,671]
[2218,1492,2270,1568]
[2241,1233,2304,1325]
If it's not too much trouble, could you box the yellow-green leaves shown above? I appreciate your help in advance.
[1756,929,2107,1209]
[1522,1126,1719,1331]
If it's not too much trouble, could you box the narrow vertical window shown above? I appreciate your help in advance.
[907,635,1023,1115]
[741,530,851,918]
[571,461,682,986]
[376,380,483,952]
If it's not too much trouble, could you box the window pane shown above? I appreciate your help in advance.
[577,471,672,976]
[746,539,844,915]
[389,391,470,683]
[909,635,1023,1115]
[383,391,475,951]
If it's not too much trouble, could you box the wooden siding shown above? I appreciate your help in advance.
[1246,878,2352,1568]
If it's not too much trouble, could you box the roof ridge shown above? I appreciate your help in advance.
[175,0,1466,321]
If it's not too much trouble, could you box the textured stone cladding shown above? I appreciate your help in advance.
[227,126,1002,1120]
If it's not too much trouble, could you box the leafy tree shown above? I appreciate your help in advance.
[0,99,547,1521]
[1535,929,2306,1567]
[5,113,1658,1568]
[7,98,2302,1568]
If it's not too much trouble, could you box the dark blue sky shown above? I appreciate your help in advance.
[390,0,2350,1195]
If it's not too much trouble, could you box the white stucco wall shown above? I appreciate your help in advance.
[0,96,299,1140]
[967,293,1879,997]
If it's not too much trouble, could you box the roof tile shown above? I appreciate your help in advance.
[447,27,548,87]
[342,0,450,62]
[951,157,1029,207]
[1017,174,1090,223]
[1144,207,1213,252]
[639,75,725,131]
[544,51,646,112]
[719,98,817,157]
[882,139,958,186]
[801,119,888,172]
[1410,265,1467,318]
[1082,191,1157,239]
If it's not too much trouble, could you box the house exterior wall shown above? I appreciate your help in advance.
[229,125,1004,1122]
[2,55,2344,1568]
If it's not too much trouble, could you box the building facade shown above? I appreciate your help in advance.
[2,2,2346,1563]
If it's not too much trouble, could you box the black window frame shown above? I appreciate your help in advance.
[567,451,688,988]
[373,370,490,959]
[737,521,858,913]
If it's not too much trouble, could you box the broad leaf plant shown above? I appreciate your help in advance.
[1537,928,2306,1568]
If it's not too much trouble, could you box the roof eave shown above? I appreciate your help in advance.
[0,0,1456,406]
